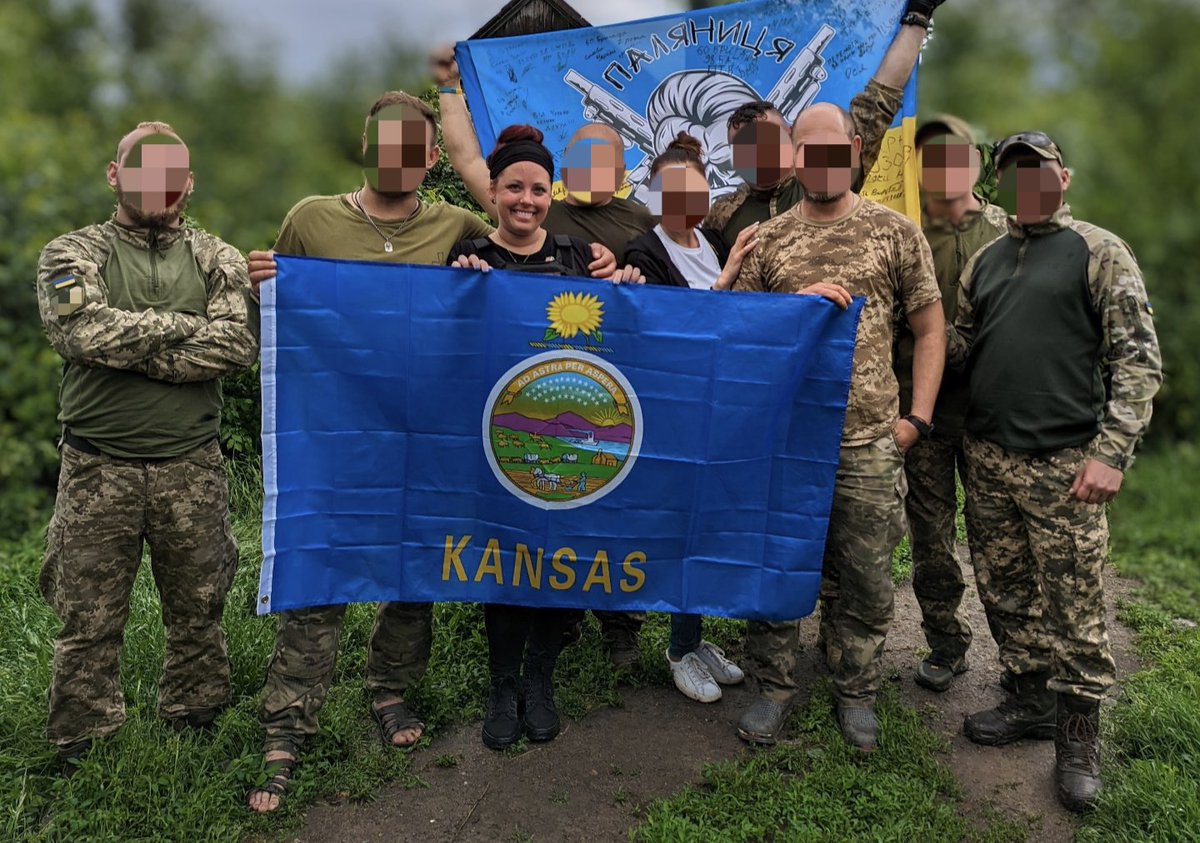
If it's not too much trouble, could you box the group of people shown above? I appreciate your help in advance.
[34,0,1162,820]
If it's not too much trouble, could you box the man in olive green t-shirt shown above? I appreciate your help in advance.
[36,121,257,773]
[246,90,498,814]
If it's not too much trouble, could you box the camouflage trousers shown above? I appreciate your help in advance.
[747,432,908,704]
[39,441,238,747]
[904,431,974,660]
[259,601,433,755]
[963,435,1115,700]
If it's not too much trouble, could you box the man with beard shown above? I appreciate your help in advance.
[244,91,618,813]
[705,0,948,244]
[35,121,258,774]
[733,104,945,751]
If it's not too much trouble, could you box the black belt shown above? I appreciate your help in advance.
[61,430,199,463]
[62,430,104,456]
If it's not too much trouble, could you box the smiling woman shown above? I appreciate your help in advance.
[446,124,595,276]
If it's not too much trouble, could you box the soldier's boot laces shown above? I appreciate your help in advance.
[1055,694,1102,813]
[521,656,561,742]
[481,673,521,750]
[963,670,1057,745]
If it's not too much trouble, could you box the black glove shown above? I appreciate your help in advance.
[904,0,946,18]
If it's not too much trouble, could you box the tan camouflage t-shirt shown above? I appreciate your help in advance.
[735,197,940,446]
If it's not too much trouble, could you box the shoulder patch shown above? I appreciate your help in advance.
[56,281,85,318]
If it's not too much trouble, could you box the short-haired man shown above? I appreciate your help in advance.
[245,90,496,813]
[897,115,1008,692]
[952,132,1161,812]
[733,103,946,751]
[705,0,949,244]
[36,121,258,772]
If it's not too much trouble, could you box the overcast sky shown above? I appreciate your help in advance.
[117,0,689,84]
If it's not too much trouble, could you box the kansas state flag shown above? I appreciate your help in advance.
[455,0,918,216]
[257,257,862,620]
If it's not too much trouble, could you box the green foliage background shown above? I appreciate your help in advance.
[1,0,1196,537]
[0,0,478,538]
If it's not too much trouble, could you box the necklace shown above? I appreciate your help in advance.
[352,190,421,253]
[491,232,545,265]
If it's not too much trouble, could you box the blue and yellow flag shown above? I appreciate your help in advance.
[455,0,919,218]
[257,257,862,620]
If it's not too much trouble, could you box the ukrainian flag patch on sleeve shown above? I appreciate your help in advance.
[54,275,84,317]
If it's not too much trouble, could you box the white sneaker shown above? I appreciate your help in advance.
[666,649,722,703]
[695,640,745,685]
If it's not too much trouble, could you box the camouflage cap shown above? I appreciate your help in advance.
[915,113,977,148]
[994,131,1065,169]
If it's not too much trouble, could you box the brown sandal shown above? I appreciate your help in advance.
[248,756,296,813]
[371,701,425,751]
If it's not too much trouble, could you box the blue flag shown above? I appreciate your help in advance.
[258,257,862,620]
[455,0,918,217]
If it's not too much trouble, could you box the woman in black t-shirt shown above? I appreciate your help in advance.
[449,125,614,278]
[446,125,612,754]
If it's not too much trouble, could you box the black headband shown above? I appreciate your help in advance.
[487,139,555,182]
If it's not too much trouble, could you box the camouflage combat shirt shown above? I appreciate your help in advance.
[950,205,1162,469]
[735,196,940,446]
[894,196,1007,435]
[37,219,258,458]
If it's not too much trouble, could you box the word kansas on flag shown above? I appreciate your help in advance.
[257,257,862,621]
[455,0,918,216]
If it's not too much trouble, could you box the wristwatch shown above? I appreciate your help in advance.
[903,414,934,438]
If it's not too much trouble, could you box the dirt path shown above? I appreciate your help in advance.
[292,560,1138,843]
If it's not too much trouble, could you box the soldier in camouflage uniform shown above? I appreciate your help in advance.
[36,121,258,771]
[704,0,946,668]
[733,103,945,752]
[950,132,1162,812]
[895,115,1008,692]
[704,0,948,245]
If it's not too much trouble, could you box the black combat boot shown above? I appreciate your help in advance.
[963,669,1057,745]
[1055,693,1102,812]
[521,654,561,742]
[481,673,521,750]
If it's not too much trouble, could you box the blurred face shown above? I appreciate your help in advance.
[919,134,980,201]
[489,161,552,238]
[997,155,1069,224]
[793,129,858,203]
[649,163,710,232]
[562,132,623,204]
[109,133,193,226]
[729,116,792,189]
[363,104,437,196]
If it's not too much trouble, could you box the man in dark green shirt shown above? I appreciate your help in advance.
[951,132,1161,812]
[36,121,257,772]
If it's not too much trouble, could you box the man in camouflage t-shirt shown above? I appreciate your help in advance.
[733,104,945,752]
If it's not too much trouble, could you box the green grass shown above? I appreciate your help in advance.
[6,447,1196,842]
[0,460,742,841]
[632,683,977,842]
[1076,444,1200,843]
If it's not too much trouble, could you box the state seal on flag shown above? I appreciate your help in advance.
[484,350,642,510]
